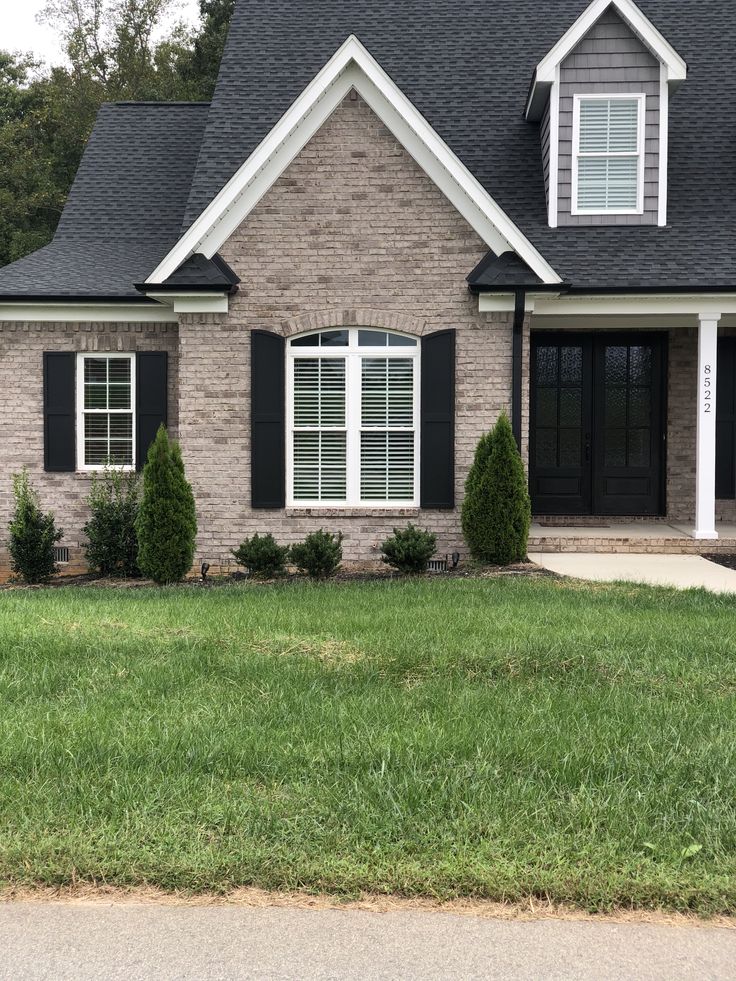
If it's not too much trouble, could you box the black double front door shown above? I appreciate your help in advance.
[529,333,666,516]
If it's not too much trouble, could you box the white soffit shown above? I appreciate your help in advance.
[526,0,687,120]
[0,302,179,323]
[147,35,561,287]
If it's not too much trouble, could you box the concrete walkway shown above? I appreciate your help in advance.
[1,903,735,980]
[530,552,736,593]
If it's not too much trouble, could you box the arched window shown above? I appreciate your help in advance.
[287,328,419,506]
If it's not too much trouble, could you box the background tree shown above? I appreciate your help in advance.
[0,0,236,268]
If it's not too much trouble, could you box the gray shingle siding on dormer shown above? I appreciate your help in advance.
[541,98,552,210]
[556,7,661,226]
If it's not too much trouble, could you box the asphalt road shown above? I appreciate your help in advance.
[1,903,734,980]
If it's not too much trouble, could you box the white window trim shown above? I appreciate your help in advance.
[76,352,136,472]
[571,93,646,217]
[286,329,420,509]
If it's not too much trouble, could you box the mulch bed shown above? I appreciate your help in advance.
[0,561,551,591]
[702,553,736,572]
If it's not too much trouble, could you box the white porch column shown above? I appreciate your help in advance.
[694,313,720,539]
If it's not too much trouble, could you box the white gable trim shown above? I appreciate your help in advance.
[526,0,687,120]
[147,35,561,287]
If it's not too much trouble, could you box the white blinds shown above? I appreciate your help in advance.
[576,97,641,212]
[289,333,418,505]
[360,358,415,501]
[293,357,347,501]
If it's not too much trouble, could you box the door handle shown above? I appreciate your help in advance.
[584,434,591,462]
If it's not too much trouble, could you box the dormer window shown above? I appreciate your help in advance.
[525,0,687,229]
[572,95,644,215]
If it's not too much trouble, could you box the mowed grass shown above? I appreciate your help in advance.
[0,577,735,913]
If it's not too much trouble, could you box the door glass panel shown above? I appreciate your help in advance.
[559,389,582,426]
[536,347,558,386]
[628,429,651,468]
[536,388,558,426]
[605,387,627,427]
[629,346,652,385]
[536,430,557,467]
[605,346,628,385]
[559,429,582,467]
[629,387,651,428]
[560,346,583,384]
[605,429,627,467]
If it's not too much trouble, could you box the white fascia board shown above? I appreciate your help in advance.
[479,293,736,317]
[0,302,178,323]
[147,34,561,287]
[526,0,687,120]
[145,292,229,314]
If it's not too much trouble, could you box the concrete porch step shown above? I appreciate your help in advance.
[529,522,736,554]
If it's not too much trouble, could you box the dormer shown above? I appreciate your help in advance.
[526,0,686,228]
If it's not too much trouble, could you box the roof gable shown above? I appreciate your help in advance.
[526,0,687,119]
[146,35,561,286]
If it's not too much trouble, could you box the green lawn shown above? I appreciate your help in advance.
[0,577,735,913]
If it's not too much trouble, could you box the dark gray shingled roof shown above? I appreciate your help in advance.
[185,0,736,291]
[0,102,210,299]
[1,0,734,296]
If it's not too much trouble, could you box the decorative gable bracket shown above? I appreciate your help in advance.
[146,34,562,288]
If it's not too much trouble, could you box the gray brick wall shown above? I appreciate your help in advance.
[0,322,178,574]
[557,7,661,226]
[179,93,521,567]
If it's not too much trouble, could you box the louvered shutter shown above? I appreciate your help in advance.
[577,98,640,211]
[360,357,415,500]
[420,330,455,508]
[136,352,168,470]
[251,331,286,508]
[43,352,76,472]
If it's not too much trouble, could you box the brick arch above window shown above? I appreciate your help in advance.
[281,309,427,339]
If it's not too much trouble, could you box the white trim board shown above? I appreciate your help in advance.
[146,35,561,287]
[526,0,687,121]
[478,293,736,317]
[0,302,179,324]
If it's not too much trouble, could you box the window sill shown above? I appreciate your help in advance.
[286,507,421,518]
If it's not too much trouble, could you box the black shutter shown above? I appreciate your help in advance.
[716,338,736,500]
[43,352,76,472]
[251,331,285,508]
[420,329,455,508]
[136,352,168,470]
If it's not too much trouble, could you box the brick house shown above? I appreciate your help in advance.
[2,0,736,573]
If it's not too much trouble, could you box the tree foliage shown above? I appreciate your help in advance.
[461,413,531,566]
[136,425,197,584]
[0,0,235,267]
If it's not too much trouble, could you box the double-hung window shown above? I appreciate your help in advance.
[287,328,419,506]
[572,94,644,215]
[76,353,136,470]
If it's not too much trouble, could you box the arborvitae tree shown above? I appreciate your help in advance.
[462,413,531,565]
[136,425,197,583]
[8,468,63,583]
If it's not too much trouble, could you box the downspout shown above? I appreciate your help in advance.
[512,288,525,450]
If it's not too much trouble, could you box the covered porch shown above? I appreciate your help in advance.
[501,291,736,548]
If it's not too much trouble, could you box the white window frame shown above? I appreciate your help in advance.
[286,329,420,508]
[76,352,136,472]
[571,93,646,216]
